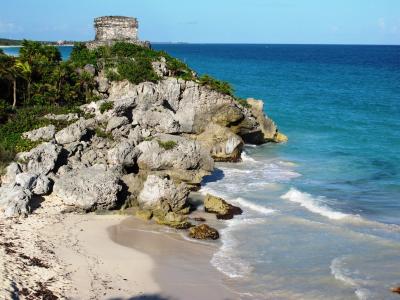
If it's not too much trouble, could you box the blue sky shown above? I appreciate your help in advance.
[0,0,399,44]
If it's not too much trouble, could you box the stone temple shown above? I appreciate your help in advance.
[86,16,149,49]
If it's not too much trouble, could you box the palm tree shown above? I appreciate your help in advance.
[15,60,32,104]
[0,54,18,108]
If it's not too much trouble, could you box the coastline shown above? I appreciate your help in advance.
[0,195,159,299]
[0,192,236,299]
[109,216,238,300]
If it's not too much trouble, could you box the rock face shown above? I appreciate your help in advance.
[189,224,219,240]
[138,175,189,213]
[137,134,213,185]
[1,26,285,223]
[204,194,243,220]
[195,123,244,162]
[53,164,122,211]
[247,98,287,143]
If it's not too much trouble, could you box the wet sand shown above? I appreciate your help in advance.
[109,216,238,300]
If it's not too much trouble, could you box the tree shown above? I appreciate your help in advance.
[15,60,32,104]
[0,53,18,108]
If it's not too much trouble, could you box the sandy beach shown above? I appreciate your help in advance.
[0,195,159,299]
[0,194,236,299]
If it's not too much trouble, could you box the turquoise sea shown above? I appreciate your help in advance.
[3,44,400,299]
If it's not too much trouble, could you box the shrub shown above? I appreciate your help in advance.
[95,127,113,140]
[198,74,234,96]
[157,140,177,150]
[99,101,114,114]
[235,97,251,108]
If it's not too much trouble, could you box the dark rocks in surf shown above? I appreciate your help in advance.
[189,224,219,240]
[204,194,243,220]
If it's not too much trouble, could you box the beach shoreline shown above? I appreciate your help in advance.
[0,195,160,299]
[0,193,236,299]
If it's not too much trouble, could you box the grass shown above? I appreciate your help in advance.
[95,127,113,140]
[99,101,114,114]
[198,74,234,97]
[157,140,177,150]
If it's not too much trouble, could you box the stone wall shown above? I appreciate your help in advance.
[94,16,138,41]
[86,16,150,49]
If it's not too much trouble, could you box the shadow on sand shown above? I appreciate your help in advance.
[108,295,174,300]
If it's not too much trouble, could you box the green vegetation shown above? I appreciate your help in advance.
[95,127,113,140]
[157,140,177,150]
[235,97,251,108]
[198,74,234,97]
[0,39,247,172]
[0,105,81,169]
[99,101,114,114]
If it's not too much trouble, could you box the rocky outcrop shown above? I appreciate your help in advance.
[195,123,244,162]
[137,134,213,185]
[189,224,219,240]
[53,164,122,211]
[0,185,32,218]
[204,194,242,220]
[55,119,90,145]
[247,98,287,143]
[17,142,62,176]
[23,125,56,142]
[138,175,189,213]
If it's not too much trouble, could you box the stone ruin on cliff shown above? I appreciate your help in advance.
[86,16,150,49]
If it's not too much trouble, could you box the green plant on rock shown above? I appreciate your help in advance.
[95,127,113,140]
[198,74,234,96]
[235,97,251,108]
[157,140,177,150]
[99,101,114,114]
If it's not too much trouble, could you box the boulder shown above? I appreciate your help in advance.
[151,57,169,77]
[138,175,189,213]
[23,125,56,142]
[53,164,122,211]
[189,224,219,240]
[96,72,110,93]
[0,185,32,218]
[55,119,89,145]
[204,194,242,220]
[135,209,153,221]
[106,116,130,132]
[44,113,79,122]
[32,175,52,195]
[14,173,37,190]
[137,134,213,174]
[1,162,21,185]
[152,210,192,229]
[107,140,139,167]
[17,142,62,176]
[195,123,244,162]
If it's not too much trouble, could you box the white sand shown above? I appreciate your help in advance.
[0,195,159,299]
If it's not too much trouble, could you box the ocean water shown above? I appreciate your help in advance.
[152,44,400,299]
[3,44,400,299]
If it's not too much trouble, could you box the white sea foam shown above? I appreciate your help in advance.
[211,218,267,278]
[241,151,257,163]
[281,188,356,220]
[200,187,276,216]
[330,256,372,300]
[232,197,276,216]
